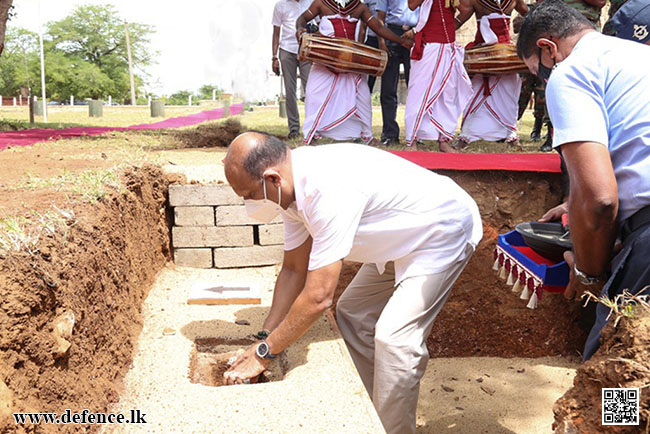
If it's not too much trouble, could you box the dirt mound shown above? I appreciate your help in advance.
[553,311,650,433]
[171,118,243,149]
[335,170,587,358]
[0,165,181,433]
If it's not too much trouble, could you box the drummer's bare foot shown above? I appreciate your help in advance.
[404,143,418,151]
[453,137,470,150]
[438,139,457,153]
[506,136,523,149]
[366,137,381,147]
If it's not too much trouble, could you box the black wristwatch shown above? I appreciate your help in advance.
[573,264,606,286]
[255,340,277,360]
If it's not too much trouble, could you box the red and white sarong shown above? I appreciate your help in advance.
[302,14,372,144]
[405,43,472,144]
[460,13,520,143]
[405,0,472,145]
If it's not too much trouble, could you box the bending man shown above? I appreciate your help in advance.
[223,132,482,434]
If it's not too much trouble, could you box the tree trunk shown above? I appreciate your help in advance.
[0,0,14,56]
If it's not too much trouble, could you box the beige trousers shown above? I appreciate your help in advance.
[336,245,473,434]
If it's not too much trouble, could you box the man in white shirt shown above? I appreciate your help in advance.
[223,131,482,434]
[272,0,312,139]
[518,0,650,360]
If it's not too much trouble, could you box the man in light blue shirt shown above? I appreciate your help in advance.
[376,0,419,145]
[518,0,650,360]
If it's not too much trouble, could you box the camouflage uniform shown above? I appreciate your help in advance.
[518,73,546,121]
[562,0,603,30]
[603,0,629,36]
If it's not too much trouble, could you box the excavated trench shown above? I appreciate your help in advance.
[3,165,634,433]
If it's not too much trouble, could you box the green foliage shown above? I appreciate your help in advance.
[0,4,154,101]
[165,90,199,106]
[198,84,222,100]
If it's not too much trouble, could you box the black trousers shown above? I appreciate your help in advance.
[365,36,379,93]
[380,24,411,140]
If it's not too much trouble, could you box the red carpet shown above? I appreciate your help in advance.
[0,104,244,151]
[390,150,562,173]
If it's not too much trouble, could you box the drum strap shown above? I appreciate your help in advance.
[478,0,514,14]
[323,0,360,15]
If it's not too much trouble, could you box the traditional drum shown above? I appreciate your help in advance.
[464,43,528,75]
[298,33,388,77]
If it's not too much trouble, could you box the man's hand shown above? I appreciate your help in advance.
[539,201,568,222]
[400,36,414,49]
[563,250,604,302]
[272,58,281,76]
[296,27,307,44]
[402,29,415,41]
[223,343,270,385]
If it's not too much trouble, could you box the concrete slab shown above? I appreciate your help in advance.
[104,264,385,434]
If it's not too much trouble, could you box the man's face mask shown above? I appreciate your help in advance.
[244,174,282,223]
[537,43,556,84]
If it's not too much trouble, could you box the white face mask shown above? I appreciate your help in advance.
[244,175,282,223]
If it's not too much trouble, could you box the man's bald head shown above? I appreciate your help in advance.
[226,131,290,179]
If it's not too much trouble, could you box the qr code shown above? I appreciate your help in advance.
[602,388,640,425]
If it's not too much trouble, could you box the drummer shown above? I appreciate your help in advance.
[296,0,412,145]
[455,0,529,148]
[403,0,474,152]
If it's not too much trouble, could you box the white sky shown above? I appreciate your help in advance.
[9,0,282,101]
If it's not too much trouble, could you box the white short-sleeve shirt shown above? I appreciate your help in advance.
[281,144,483,284]
[546,32,650,221]
[272,0,312,55]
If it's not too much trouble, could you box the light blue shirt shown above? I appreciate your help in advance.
[376,0,419,27]
[546,32,650,221]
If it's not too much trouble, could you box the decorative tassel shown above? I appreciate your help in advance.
[506,269,514,285]
[498,265,507,280]
[507,264,517,286]
[526,291,538,309]
[512,278,522,293]
[520,285,531,300]
[492,257,499,271]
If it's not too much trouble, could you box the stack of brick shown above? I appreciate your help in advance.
[169,185,284,268]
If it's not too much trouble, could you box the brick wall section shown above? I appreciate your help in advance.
[169,185,285,268]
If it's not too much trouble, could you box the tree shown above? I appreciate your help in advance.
[0,0,13,56]
[47,5,154,70]
[198,84,223,100]
[0,27,38,96]
[165,90,198,106]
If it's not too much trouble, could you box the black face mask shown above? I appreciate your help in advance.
[537,46,556,84]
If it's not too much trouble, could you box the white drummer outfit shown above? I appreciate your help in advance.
[459,0,521,144]
[404,0,473,146]
[281,143,483,434]
[302,0,374,144]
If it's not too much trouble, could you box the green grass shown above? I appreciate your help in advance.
[0,103,228,129]
[0,207,74,256]
[11,168,123,204]
[241,105,546,153]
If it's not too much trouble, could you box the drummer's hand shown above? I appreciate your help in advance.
[400,37,414,49]
[563,251,604,302]
[539,201,568,223]
[296,27,307,43]
[272,58,280,76]
[402,29,415,41]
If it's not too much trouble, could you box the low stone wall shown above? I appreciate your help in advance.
[169,185,284,268]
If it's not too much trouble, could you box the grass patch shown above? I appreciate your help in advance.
[0,207,75,256]
[584,289,650,327]
[12,168,122,204]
